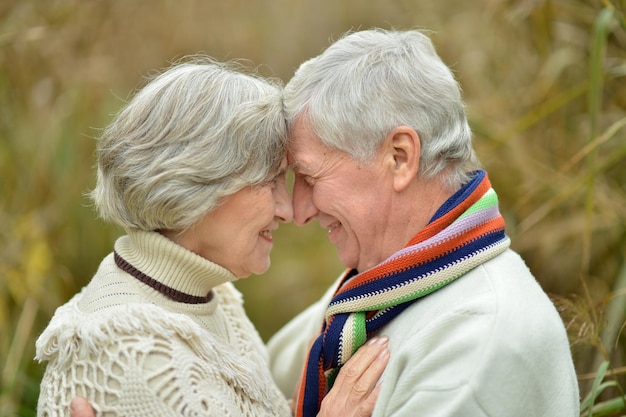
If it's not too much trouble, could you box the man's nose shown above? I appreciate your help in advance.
[292,179,317,226]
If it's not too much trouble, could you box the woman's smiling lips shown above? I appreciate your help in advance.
[259,228,275,243]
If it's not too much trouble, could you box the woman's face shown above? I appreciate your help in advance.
[170,159,293,278]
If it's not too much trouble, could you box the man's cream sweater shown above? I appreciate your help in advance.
[268,250,580,416]
[36,230,291,417]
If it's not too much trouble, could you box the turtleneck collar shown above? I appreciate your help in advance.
[114,230,239,302]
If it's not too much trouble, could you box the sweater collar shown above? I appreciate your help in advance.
[114,230,238,301]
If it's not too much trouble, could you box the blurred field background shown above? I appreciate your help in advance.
[1,0,625,415]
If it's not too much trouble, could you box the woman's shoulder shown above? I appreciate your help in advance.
[35,289,210,363]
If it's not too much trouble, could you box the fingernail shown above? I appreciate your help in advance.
[366,337,379,345]
[367,335,389,345]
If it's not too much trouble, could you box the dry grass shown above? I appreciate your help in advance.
[1,0,624,415]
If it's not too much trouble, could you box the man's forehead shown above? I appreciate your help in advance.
[286,119,336,171]
[286,137,310,170]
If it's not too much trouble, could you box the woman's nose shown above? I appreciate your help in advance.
[275,182,294,223]
[292,178,317,226]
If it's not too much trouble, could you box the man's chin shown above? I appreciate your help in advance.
[336,250,359,271]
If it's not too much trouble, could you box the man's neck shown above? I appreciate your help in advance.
[364,174,457,272]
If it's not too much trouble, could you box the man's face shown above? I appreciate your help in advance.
[288,118,393,272]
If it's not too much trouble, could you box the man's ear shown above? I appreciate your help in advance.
[384,126,420,192]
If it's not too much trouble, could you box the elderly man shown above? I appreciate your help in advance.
[267,29,579,417]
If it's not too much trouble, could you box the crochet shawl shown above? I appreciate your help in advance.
[295,170,511,417]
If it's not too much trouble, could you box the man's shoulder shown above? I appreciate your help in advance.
[384,249,560,336]
[378,248,569,376]
[375,250,578,416]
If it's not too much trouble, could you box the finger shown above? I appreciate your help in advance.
[354,382,383,417]
[333,336,389,389]
[328,337,389,409]
[70,397,96,417]
[352,345,389,396]
[345,344,389,400]
[319,345,388,417]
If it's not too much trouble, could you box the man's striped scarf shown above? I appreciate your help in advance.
[295,170,511,417]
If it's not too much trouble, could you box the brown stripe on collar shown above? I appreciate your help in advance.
[114,251,213,304]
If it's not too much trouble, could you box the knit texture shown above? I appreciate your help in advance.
[295,170,511,417]
[36,230,291,417]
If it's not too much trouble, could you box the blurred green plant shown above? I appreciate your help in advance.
[520,3,626,414]
[0,0,625,416]
[580,361,625,417]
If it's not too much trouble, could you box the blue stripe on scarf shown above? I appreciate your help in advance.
[430,170,484,222]
[322,313,348,368]
[303,336,325,409]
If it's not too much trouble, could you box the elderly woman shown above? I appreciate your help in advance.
[36,58,387,417]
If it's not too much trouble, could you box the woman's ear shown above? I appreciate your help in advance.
[383,126,420,192]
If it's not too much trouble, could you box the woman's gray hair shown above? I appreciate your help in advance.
[283,28,480,188]
[90,57,287,232]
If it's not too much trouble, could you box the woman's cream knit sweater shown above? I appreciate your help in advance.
[35,230,291,417]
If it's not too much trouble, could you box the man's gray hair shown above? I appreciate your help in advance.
[283,28,480,188]
[90,57,286,232]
